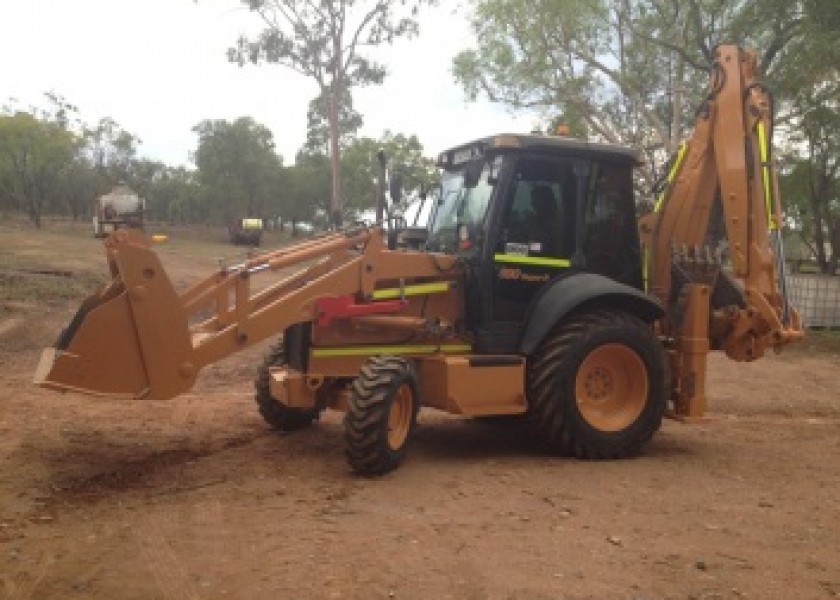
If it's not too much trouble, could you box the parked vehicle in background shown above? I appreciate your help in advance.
[93,184,145,238]
[228,217,264,246]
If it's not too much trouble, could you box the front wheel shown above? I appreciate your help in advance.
[527,309,668,459]
[344,356,420,475]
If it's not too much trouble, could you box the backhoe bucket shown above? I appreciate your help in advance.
[34,230,195,399]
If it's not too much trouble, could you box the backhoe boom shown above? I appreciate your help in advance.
[639,45,804,417]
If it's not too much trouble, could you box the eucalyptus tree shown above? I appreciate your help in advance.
[302,87,364,156]
[192,117,283,223]
[0,111,78,227]
[453,0,840,193]
[227,0,437,227]
[778,95,840,273]
[340,131,435,219]
[282,153,330,232]
[83,117,141,186]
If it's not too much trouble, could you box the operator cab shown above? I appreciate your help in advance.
[426,133,643,352]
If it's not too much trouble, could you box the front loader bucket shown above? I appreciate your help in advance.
[34,230,196,399]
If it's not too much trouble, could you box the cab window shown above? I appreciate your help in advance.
[496,159,576,259]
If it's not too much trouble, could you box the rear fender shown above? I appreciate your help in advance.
[520,273,664,355]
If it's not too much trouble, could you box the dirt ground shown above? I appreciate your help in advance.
[1,220,839,600]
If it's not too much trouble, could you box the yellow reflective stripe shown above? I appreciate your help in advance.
[312,344,472,358]
[371,281,451,300]
[494,254,571,268]
[654,142,688,213]
[642,248,649,292]
[756,122,777,230]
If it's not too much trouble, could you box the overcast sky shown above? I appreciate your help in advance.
[1,0,538,167]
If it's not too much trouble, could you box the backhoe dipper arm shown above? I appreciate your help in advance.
[34,226,461,400]
[638,44,804,416]
[641,45,802,360]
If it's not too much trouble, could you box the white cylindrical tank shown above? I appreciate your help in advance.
[99,185,143,214]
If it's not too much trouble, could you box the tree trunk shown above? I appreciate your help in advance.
[328,88,343,228]
[829,217,840,275]
[28,200,41,229]
[810,197,828,273]
[328,29,344,231]
[807,149,829,273]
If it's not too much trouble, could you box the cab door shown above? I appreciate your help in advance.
[489,156,578,324]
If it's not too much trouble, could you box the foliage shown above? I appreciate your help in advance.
[778,98,840,273]
[0,92,439,233]
[82,117,141,185]
[453,0,840,264]
[454,0,838,182]
[0,109,79,227]
[192,117,283,223]
[278,131,436,226]
[227,0,436,226]
[0,94,150,226]
[302,87,364,156]
[282,153,330,230]
[57,156,100,221]
[340,131,436,219]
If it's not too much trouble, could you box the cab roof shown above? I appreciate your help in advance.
[437,133,642,169]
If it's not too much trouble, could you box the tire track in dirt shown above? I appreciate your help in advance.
[40,431,262,507]
[135,511,202,600]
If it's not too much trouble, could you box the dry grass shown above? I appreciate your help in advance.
[788,328,840,355]
[0,216,304,327]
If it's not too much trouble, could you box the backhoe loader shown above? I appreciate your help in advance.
[35,45,803,474]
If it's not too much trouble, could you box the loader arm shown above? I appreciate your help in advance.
[35,226,462,399]
[638,44,804,417]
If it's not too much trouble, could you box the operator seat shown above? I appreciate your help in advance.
[529,185,562,256]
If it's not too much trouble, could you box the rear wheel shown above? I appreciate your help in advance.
[527,309,667,459]
[254,342,320,431]
[344,356,419,475]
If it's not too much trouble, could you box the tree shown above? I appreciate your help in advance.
[143,166,202,225]
[192,117,283,223]
[282,153,330,232]
[340,131,436,219]
[452,0,839,191]
[83,117,141,185]
[779,94,840,273]
[0,111,78,227]
[302,87,364,155]
[227,0,437,227]
[57,157,99,221]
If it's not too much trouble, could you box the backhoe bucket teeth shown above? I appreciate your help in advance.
[34,230,195,399]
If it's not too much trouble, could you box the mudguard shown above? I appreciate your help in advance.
[520,273,664,355]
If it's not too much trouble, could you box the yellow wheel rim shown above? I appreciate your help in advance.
[574,343,648,432]
[387,383,413,450]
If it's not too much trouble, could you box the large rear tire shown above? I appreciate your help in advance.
[344,356,420,475]
[527,309,667,459]
[254,342,320,431]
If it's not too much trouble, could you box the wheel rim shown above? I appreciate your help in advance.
[387,383,414,450]
[574,343,648,432]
